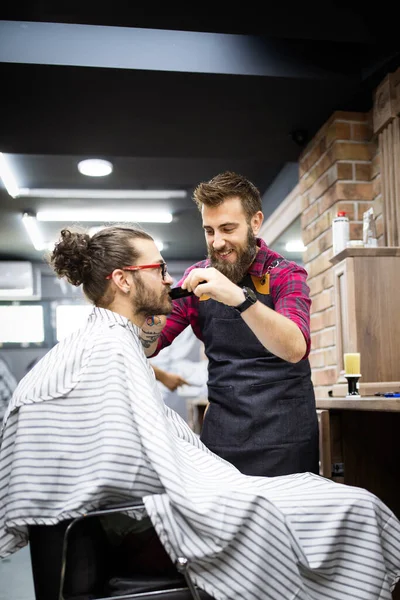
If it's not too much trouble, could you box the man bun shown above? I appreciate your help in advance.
[49,228,93,286]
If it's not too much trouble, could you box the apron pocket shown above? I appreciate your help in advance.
[250,377,313,446]
[202,385,253,447]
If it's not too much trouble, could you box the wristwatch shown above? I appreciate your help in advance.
[234,286,257,313]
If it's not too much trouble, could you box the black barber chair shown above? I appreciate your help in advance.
[29,502,214,600]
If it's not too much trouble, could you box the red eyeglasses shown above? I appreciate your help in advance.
[105,263,168,280]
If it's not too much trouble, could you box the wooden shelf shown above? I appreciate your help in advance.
[329,246,400,265]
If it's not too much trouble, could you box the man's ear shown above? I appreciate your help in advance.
[110,269,130,294]
[251,211,264,235]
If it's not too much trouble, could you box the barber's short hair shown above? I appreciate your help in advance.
[193,171,262,221]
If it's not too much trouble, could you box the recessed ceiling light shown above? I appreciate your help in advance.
[77,158,113,177]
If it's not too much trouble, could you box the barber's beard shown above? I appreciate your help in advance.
[133,275,172,316]
[208,227,258,284]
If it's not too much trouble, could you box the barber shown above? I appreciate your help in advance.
[140,171,319,477]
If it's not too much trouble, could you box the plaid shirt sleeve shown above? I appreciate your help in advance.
[155,299,193,353]
[154,258,312,360]
[270,262,312,358]
[153,262,206,356]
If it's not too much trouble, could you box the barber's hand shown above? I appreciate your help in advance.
[162,372,190,392]
[181,267,245,307]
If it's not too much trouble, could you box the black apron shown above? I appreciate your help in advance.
[199,274,319,477]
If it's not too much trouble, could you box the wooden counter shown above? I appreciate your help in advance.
[316,396,400,412]
[316,396,400,525]
[317,396,400,598]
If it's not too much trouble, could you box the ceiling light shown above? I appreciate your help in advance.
[36,209,173,223]
[285,240,307,253]
[17,188,187,199]
[0,152,20,198]
[0,155,185,200]
[78,159,113,177]
[22,213,48,251]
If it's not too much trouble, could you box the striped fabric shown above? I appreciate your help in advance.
[0,307,399,600]
[0,357,17,423]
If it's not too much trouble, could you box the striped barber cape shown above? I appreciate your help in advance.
[0,307,399,600]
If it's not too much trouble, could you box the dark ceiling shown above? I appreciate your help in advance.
[0,3,399,266]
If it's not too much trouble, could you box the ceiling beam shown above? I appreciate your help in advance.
[0,20,360,81]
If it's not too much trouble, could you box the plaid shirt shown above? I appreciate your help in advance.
[157,238,311,359]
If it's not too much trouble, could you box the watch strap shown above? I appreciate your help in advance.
[234,286,257,313]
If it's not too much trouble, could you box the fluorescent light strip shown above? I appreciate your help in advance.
[89,225,164,250]
[17,188,186,199]
[285,240,307,252]
[22,213,48,251]
[0,152,20,198]
[37,209,173,223]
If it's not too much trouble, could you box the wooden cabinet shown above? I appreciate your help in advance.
[316,397,400,513]
[331,247,400,396]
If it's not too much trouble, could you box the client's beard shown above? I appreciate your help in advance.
[133,276,173,316]
[208,228,258,284]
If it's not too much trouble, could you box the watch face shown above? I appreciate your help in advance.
[244,287,257,302]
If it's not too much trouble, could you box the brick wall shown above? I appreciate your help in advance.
[299,111,379,398]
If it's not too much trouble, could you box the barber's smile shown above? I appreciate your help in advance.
[216,248,235,260]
